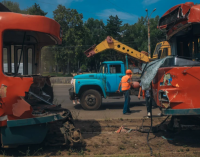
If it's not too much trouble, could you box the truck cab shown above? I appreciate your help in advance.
[151,41,171,61]
[69,61,127,110]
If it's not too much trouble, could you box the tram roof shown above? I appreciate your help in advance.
[0,3,62,45]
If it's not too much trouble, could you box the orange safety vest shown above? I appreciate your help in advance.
[121,75,131,91]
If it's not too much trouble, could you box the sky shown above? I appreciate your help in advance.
[3,0,200,24]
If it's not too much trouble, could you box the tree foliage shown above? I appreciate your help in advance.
[53,5,84,74]
[26,3,47,16]
[2,0,47,16]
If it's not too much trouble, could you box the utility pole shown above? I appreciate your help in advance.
[146,8,156,57]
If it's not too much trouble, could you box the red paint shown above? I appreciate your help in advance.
[0,10,62,126]
[153,67,200,109]
[188,5,200,23]
[106,36,113,44]
[158,2,200,36]
[84,44,96,57]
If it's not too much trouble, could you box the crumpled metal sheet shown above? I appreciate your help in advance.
[140,56,173,90]
[0,84,7,98]
[12,97,33,118]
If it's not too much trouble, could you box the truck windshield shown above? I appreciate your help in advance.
[98,64,107,73]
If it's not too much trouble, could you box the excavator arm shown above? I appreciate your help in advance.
[84,36,150,63]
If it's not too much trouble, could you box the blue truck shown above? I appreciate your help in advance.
[69,61,140,110]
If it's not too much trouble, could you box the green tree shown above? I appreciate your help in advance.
[121,16,165,57]
[2,1,47,16]
[106,15,122,39]
[83,18,106,71]
[104,15,123,61]
[1,0,24,13]
[53,5,84,74]
[26,3,47,16]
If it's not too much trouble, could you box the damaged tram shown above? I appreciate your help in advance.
[152,2,200,116]
[0,3,81,147]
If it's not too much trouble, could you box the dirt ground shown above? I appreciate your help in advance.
[1,117,200,157]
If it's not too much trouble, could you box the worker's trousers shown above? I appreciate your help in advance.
[145,96,151,113]
[123,90,130,114]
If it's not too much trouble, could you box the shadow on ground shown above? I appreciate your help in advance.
[74,101,146,110]
[151,118,200,149]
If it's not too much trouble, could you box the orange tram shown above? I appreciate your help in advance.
[152,2,200,119]
[0,3,81,147]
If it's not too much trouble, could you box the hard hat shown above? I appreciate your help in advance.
[126,69,132,74]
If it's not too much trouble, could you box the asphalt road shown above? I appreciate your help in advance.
[53,84,161,120]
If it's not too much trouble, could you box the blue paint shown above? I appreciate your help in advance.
[1,113,65,146]
[162,108,200,115]
[7,114,63,127]
[72,61,126,99]
[1,124,49,146]
[168,78,172,83]
[126,55,128,70]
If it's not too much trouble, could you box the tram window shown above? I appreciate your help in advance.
[160,48,168,59]
[11,45,14,73]
[28,48,32,75]
[17,49,23,75]
[198,38,200,53]
[3,48,8,73]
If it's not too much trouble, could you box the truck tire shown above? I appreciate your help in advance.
[80,89,102,110]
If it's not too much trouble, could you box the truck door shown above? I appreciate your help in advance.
[106,64,122,92]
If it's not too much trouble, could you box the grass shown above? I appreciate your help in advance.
[18,147,43,156]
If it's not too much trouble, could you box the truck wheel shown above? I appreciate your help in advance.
[80,89,102,110]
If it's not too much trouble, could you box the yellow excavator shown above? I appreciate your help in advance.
[84,36,171,63]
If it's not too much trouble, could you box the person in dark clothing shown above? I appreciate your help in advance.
[138,83,151,117]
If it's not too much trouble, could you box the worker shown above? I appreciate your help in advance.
[138,83,151,117]
[116,69,133,115]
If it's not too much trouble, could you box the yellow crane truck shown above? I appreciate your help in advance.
[84,36,171,64]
